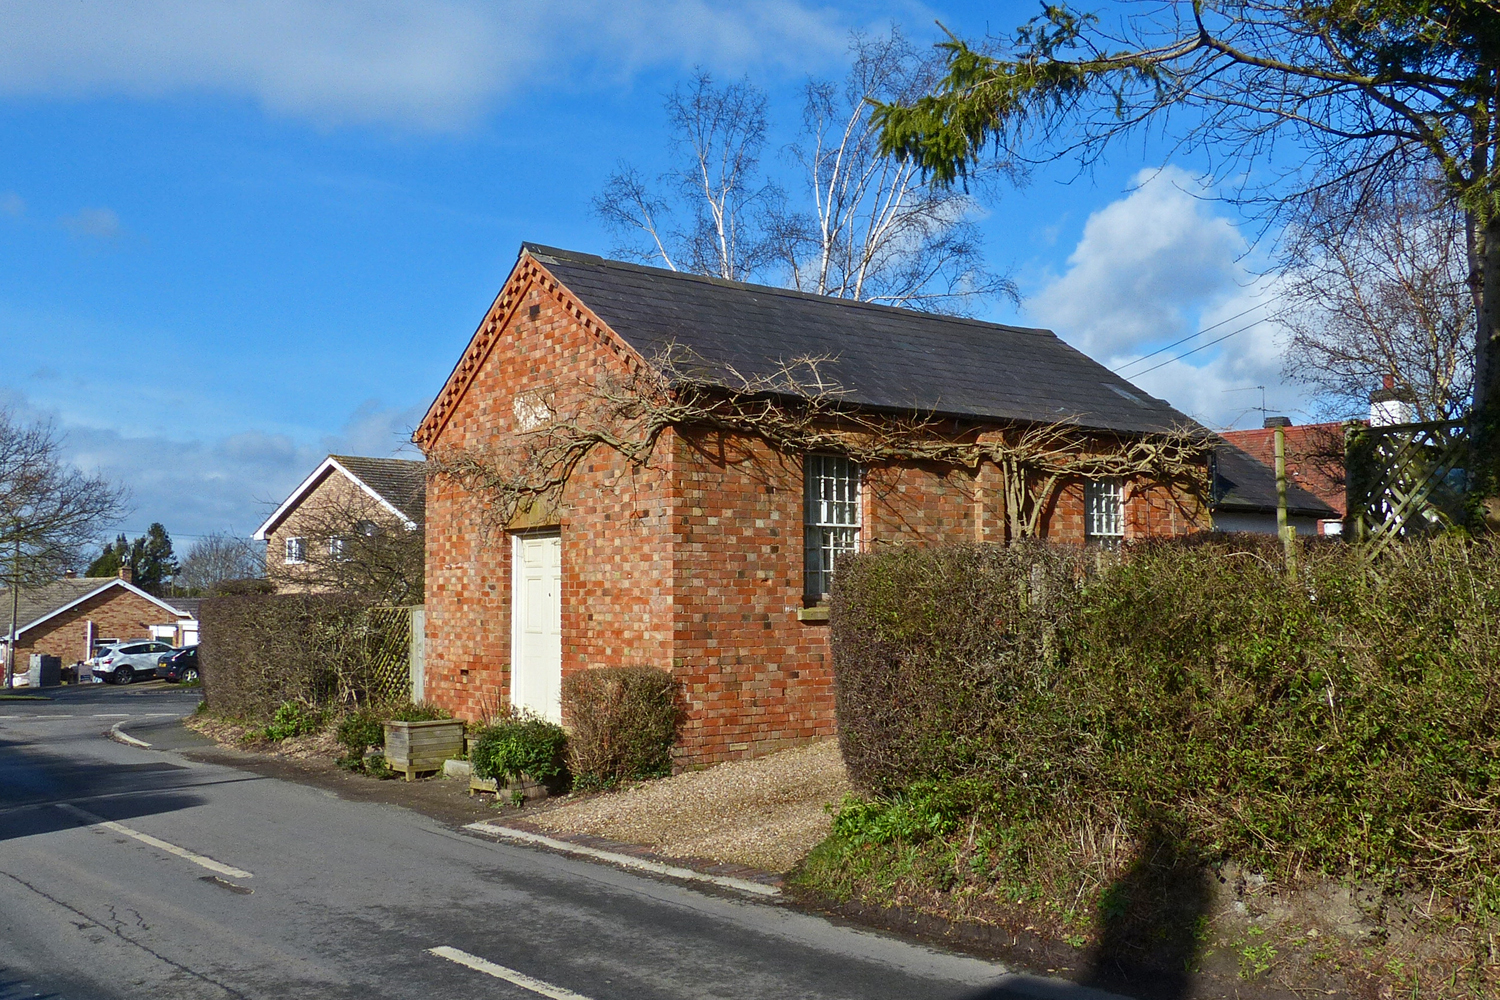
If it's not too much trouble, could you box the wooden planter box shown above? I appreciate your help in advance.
[383,719,464,781]
[469,772,549,803]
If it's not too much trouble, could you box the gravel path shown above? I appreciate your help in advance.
[530,740,851,873]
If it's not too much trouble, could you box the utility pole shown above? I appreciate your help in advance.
[1274,424,1297,579]
[5,538,18,689]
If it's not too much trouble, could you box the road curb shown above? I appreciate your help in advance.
[109,720,153,748]
[463,821,781,898]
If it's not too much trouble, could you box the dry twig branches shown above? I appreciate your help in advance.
[430,347,1211,538]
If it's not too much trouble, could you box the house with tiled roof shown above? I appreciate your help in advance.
[1220,418,1352,534]
[1,573,196,676]
[253,455,426,589]
[411,244,1226,765]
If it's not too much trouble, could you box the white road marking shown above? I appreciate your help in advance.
[428,946,596,1000]
[463,822,780,897]
[53,803,253,879]
[93,713,131,718]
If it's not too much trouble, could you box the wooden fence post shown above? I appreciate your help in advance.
[1275,425,1297,578]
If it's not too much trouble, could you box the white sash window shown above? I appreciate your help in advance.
[804,455,860,598]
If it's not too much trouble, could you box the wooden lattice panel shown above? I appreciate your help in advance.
[1346,419,1469,556]
[362,606,412,707]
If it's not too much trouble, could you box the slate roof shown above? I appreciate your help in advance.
[0,577,191,638]
[1212,441,1339,519]
[525,245,1199,436]
[328,456,426,525]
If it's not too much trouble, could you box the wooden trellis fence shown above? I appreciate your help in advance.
[362,606,414,707]
[1345,418,1470,555]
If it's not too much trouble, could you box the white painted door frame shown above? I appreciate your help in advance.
[509,531,563,723]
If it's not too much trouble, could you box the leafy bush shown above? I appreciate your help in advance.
[387,702,451,723]
[335,702,451,771]
[264,701,324,741]
[829,535,1500,898]
[562,666,682,789]
[335,710,383,766]
[470,712,568,786]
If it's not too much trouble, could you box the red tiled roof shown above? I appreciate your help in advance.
[1219,422,1359,517]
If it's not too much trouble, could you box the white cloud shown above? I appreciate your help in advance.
[1026,167,1309,430]
[320,398,425,457]
[60,207,121,240]
[0,0,855,129]
[1029,167,1245,362]
[0,388,421,540]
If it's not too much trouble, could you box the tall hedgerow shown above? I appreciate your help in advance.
[829,535,1500,898]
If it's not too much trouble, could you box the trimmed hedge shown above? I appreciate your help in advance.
[830,535,1500,897]
[198,594,407,720]
[562,666,682,789]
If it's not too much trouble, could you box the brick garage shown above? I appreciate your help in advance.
[414,244,1212,766]
[2,576,194,670]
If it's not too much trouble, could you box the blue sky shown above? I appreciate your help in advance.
[0,0,1304,546]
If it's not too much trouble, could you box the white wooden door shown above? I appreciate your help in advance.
[510,532,562,723]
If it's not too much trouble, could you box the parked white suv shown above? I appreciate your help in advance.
[91,641,175,684]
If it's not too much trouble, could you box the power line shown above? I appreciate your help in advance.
[1126,315,1270,380]
[1112,302,1267,375]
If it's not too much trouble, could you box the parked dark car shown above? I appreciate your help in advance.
[156,646,199,684]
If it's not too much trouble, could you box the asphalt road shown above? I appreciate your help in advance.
[0,683,1126,1000]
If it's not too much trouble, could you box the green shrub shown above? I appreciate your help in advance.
[264,700,324,741]
[829,535,1500,897]
[562,666,682,789]
[335,710,384,766]
[334,702,451,771]
[386,701,452,723]
[470,712,568,786]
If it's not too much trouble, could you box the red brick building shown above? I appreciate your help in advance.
[1,575,195,674]
[413,245,1213,765]
[1220,419,1351,534]
[253,454,426,588]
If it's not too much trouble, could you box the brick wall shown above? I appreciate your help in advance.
[15,588,179,665]
[417,257,1211,765]
[420,263,676,724]
[670,428,834,762]
[266,471,403,590]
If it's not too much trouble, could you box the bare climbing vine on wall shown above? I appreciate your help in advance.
[428,348,1213,539]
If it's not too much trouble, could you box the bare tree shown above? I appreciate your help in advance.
[0,410,128,685]
[431,346,1210,542]
[176,532,264,594]
[596,72,779,281]
[1281,179,1474,423]
[595,39,1012,314]
[774,28,1017,313]
[268,493,423,606]
[873,1,1500,480]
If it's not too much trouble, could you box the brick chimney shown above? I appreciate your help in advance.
[1263,416,1292,428]
[118,566,133,584]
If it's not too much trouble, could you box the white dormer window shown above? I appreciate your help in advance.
[284,537,306,564]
